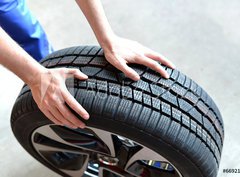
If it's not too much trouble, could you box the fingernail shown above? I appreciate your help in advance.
[164,73,170,79]
[80,124,86,129]
[83,114,90,120]
[133,75,140,81]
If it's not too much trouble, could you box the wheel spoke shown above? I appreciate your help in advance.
[33,142,81,153]
[33,125,111,155]
[125,147,181,177]
[90,127,116,157]
[125,146,167,170]
[33,125,67,145]
[33,134,90,177]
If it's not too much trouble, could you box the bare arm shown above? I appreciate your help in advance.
[76,0,175,80]
[75,0,115,49]
[0,27,89,129]
[0,28,45,85]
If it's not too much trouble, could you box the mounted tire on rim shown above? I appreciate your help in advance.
[11,46,224,177]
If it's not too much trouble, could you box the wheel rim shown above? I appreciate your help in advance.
[31,125,183,177]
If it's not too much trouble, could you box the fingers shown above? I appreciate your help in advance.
[144,49,175,69]
[110,57,140,81]
[136,55,170,78]
[42,109,63,125]
[44,91,87,129]
[62,87,89,120]
[41,100,84,129]
[117,62,140,81]
[65,68,88,80]
[51,107,79,129]
[57,101,86,129]
[31,67,89,129]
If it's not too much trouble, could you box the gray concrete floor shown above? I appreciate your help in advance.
[0,0,240,176]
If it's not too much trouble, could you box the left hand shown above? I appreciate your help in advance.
[28,68,89,129]
[102,35,176,81]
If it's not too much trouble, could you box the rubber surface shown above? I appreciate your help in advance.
[11,46,224,177]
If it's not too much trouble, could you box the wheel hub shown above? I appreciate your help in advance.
[97,154,119,166]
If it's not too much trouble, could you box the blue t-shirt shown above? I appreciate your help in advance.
[0,0,18,14]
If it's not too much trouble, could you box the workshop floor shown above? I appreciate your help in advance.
[0,0,240,176]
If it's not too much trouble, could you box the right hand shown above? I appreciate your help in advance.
[28,68,89,129]
[102,35,175,81]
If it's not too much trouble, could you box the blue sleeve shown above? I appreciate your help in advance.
[0,0,53,61]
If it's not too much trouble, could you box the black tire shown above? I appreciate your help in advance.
[11,46,224,177]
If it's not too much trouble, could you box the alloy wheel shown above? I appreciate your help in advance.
[31,125,183,177]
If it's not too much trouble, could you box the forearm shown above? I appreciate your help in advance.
[75,0,115,48]
[0,27,46,85]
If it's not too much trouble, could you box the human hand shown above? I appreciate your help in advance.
[28,68,89,129]
[102,35,175,81]
[0,27,88,129]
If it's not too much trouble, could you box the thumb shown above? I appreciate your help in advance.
[65,68,88,80]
